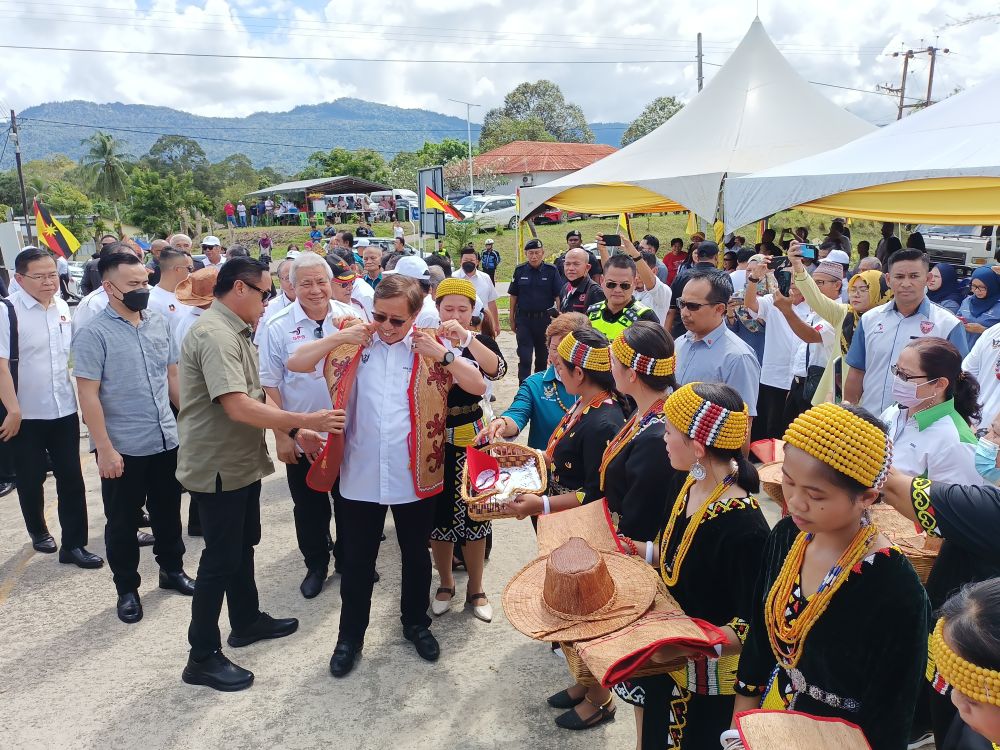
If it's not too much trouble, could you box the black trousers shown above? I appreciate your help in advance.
[285,456,337,571]
[751,383,791,443]
[336,492,435,645]
[782,377,812,430]
[515,313,549,383]
[188,480,262,660]
[13,413,88,548]
[100,448,185,595]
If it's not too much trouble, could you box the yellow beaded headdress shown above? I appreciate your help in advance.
[663,383,748,450]
[611,334,675,376]
[930,619,1000,706]
[557,331,611,372]
[435,277,477,303]
[783,403,892,490]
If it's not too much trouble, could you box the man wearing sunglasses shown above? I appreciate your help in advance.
[177,257,346,692]
[584,252,659,340]
[200,236,226,270]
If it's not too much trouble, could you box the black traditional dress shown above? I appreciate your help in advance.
[547,395,624,503]
[736,516,930,750]
[430,334,506,543]
[615,478,769,749]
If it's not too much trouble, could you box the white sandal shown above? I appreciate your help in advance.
[467,592,493,622]
[431,586,454,616]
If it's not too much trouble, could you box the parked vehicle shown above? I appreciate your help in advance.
[917,224,998,271]
[535,207,585,224]
[452,194,519,230]
[352,238,422,257]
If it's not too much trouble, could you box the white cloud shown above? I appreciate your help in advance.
[3,0,998,131]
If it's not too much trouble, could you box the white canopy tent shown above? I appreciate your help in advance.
[724,75,1000,228]
[518,18,875,222]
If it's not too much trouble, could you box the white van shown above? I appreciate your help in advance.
[370,189,418,204]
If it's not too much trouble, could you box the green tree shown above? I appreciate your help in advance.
[299,147,390,184]
[127,168,211,237]
[144,135,208,174]
[479,80,593,149]
[0,171,20,209]
[478,115,556,152]
[45,180,93,243]
[388,138,476,191]
[79,132,132,216]
[621,96,684,146]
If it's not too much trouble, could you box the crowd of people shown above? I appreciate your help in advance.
[6,214,1000,750]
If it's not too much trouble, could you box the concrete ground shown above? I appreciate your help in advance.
[0,331,780,750]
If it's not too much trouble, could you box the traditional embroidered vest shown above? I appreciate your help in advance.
[306,329,452,498]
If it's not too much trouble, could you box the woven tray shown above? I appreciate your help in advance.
[561,642,687,688]
[461,442,548,521]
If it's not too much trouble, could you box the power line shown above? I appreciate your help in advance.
[0,127,10,165]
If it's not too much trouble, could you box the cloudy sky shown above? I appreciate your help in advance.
[1,0,998,128]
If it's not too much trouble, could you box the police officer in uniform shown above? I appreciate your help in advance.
[508,239,562,382]
[586,253,659,339]
[555,229,603,284]
[559,247,605,314]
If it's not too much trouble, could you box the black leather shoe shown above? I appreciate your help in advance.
[300,569,327,599]
[182,650,254,692]
[403,626,440,662]
[116,591,143,624]
[137,530,155,547]
[329,641,362,678]
[0,481,15,498]
[227,612,299,648]
[58,546,104,569]
[159,569,196,596]
[30,532,57,554]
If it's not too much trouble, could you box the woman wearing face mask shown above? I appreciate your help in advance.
[879,337,983,486]
[958,266,1000,348]
[926,263,967,315]
[732,403,930,750]
[428,278,506,624]
[974,412,1000,485]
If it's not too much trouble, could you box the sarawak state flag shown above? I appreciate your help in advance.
[33,198,80,258]
[424,187,464,220]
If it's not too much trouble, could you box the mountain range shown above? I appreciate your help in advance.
[7,99,628,174]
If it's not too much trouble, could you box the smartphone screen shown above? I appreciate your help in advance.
[602,234,622,247]
[775,269,792,297]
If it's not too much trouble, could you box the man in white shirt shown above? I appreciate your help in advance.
[254,259,295,345]
[0,248,103,567]
[149,247,193,320]
[200,236,226,269]
[453,246,499,331]
[963,320,1000,428]
[745,258,811,440]
[634,250,673,326]
[392,255,439,328]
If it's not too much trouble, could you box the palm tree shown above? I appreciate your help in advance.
[79,132,131,218]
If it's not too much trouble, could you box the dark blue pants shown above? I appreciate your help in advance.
[515,313,549,383]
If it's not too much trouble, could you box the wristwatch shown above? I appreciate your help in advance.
[440,350,455,366]
[288,427,300,440]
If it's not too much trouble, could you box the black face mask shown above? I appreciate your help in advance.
[113,285,150,312]
[461,261,477,274]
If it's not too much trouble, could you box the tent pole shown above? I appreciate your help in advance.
[697,34,704,91]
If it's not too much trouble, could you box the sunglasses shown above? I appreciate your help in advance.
[676,299,716,311]
[372,312,409,328]
[242,280,274,303]
[314,323,325,339]
[201,245,218,251]
[604,281,632,291]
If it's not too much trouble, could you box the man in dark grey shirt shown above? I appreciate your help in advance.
[72,253,195,625]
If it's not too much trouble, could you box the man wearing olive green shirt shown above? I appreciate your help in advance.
[178,257,347,693]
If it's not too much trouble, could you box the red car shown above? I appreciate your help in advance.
[535,208,584,224]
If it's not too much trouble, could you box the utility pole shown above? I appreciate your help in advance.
[696,33,704,91]
[10,110,31,243]
[448,98,481,198]
[925,45,950,106]
[887,45,950,119]
[890,50,914,120]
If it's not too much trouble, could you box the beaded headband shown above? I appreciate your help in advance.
[611,335,676,376]
[435,277,477,303]
[931,619,1000,706]
[663,383,748,450]
[557,331,612,372]
[783,403,892,490]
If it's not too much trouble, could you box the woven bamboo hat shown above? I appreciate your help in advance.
[735,709,870,749]
[503,537,658,642]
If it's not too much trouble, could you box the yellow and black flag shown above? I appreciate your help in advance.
[33,198,80,258]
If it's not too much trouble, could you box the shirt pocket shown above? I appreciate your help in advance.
[59,321,72,351]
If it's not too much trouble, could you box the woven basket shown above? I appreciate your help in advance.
[871,504,940,584]
[461,442,548,521]
[757,460,786,514]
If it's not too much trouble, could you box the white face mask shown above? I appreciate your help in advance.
[891,373,939,409]
[552,366,563,382]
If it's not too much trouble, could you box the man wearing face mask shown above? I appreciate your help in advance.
[72,253,195,623]
[452,246,499,331]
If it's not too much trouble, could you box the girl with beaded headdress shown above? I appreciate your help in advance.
[610,381,770,749]
[543,322,683,733]
[731,403,930,750]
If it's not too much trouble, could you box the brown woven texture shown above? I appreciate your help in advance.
[502,547,658,642]
[536,499,619,556]
[871,504,941,584]
[757,460,786,513]
[736,710,871,749]
[460,442,548,521]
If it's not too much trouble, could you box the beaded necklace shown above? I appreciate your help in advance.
[544,391,611,463]
[598,398,666,491]
[765,524,878,669]
[543,380,571,414]
[658,470,737,586]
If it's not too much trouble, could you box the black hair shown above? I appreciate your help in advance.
[762,228,776,242]
[736,248,755,264]
[214,257,271,297]
[227,245,250,259]
[604,254,637,274]
[461,247,480,260]
[684,268,734,305]
[286,244,300,253]
[695,242,720,260]
[621,322,677,392]
[158,247,186,266]
[641,234,660,251]
[887,248,930,270]
[561,327,619,403]
[689,382,758,493]
[906,232,926,251]
[670,237,683,249]
[14,247,54,274]
[906,337,981,424]
[99,241,132,259]
[857,240,871,253]
[332,247,355,266]
[424,252,454,277]
[98,252,142,278]
[812,405,888,498]
[341,231,354,246]
[938,578,1000,673]
[99,233,119,244]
